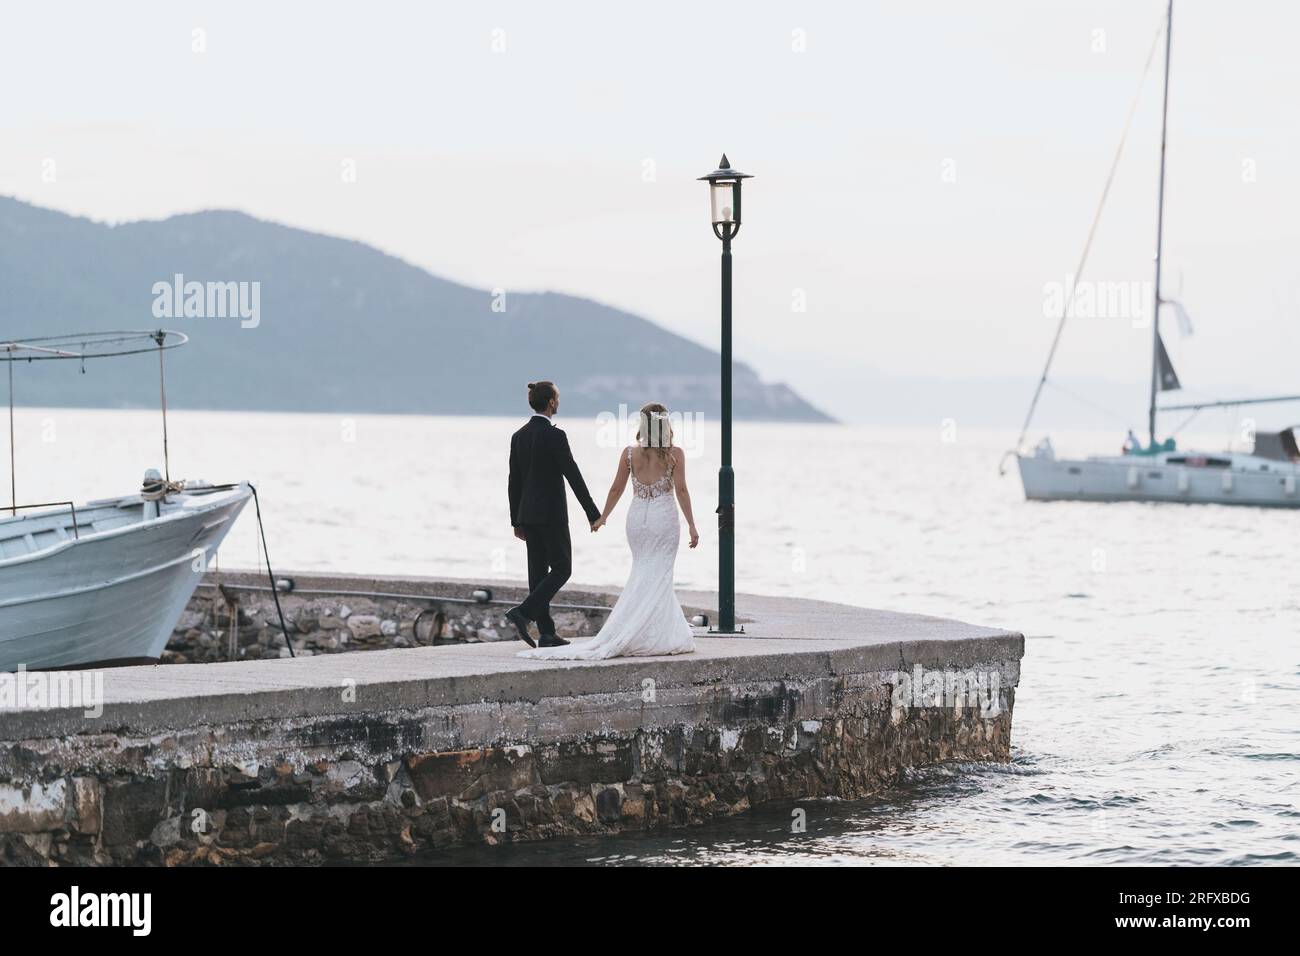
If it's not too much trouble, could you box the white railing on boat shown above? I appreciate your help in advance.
[8,500,81,538]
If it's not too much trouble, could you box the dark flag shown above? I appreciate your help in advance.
[1155,331,1181,391]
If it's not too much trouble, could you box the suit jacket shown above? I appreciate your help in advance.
[509,415,601,526]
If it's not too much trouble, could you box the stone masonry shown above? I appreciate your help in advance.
[0,580,1024,866]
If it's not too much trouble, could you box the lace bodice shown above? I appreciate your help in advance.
[628,447,674,499]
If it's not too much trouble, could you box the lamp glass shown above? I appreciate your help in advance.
[709,181,739,225]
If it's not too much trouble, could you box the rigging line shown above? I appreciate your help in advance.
[7,331,170,348]
[1007,14,1166,464]
[155,332,171,483]
[1161,388,1229,412]
[0,331,188,361]
[1043,380,1133,426]
[1168,407,1202,437]
[8,360,14,516]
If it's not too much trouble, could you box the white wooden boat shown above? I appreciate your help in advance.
[0,478,250,670]
[1009,0,1300,508]
[0,330,274,671]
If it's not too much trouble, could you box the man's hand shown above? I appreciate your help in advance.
[513,527,526,541]
[590,516,605,532]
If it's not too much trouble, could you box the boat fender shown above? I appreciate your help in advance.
[1177,470,1190,494]
[1286,475,1296,497]
[1126,466,1139,490]
[1221,471,1233,493]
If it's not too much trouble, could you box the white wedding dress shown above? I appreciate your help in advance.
[518,447,696,660]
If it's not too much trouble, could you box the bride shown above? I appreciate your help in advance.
[518,402,699,660]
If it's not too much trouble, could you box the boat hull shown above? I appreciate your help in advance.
[1017,454,1300,508]
[0,486,251,671]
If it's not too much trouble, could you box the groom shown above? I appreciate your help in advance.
[505,380,602,647]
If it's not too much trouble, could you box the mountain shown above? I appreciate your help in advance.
[0,197,832,422]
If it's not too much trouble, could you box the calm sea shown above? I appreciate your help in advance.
[15,407,1297,865]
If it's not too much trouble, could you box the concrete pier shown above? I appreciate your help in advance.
[0,575,1024,865]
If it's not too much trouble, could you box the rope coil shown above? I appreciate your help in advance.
[141,477,186,501]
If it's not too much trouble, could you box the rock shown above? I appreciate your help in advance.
[324,761,368,793]
[380,619,399,637]
[69,777,101,835]
[348,615,383,639]
[572,792,597,825]
[150,815,183,848]
[102,779,169,846]
[596,787,622,823]
[0,780,67,833]
[405,749,539,802]
[175,609,206,630]
[621,784,646,824]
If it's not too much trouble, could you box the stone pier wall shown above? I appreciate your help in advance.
[0,582,1024,866]
[0,672,1015,866]
[165,572,611,664]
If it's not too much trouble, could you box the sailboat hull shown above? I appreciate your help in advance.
[1017,453,1300,508]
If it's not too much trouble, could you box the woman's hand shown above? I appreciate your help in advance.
[688,525,699,549]
[590,515,607,532]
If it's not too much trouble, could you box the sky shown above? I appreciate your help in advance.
[3,0,1299,426]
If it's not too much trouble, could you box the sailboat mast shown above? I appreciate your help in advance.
[1148,0,1174,448]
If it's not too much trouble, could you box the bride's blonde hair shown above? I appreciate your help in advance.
[636,402,674,470]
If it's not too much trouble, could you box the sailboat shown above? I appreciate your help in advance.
[1012,0,1300,508]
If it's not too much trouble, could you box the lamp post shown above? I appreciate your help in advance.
[699,154,751,635]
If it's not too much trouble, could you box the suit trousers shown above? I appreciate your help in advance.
[519,523,572,635]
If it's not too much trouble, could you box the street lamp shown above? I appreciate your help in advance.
[699,154,751,635]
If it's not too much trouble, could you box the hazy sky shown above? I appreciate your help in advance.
[3,0,1298,424]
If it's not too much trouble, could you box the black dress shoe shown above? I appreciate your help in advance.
[538,634,570,648]
[504,607,536,648]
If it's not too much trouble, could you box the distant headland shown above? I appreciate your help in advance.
[0,197,833,423]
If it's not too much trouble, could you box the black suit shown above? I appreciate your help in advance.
[509,415,601,633]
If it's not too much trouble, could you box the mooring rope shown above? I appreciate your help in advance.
[248,483,295,658]
[142,478,296,658]
[141,476,186,500]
